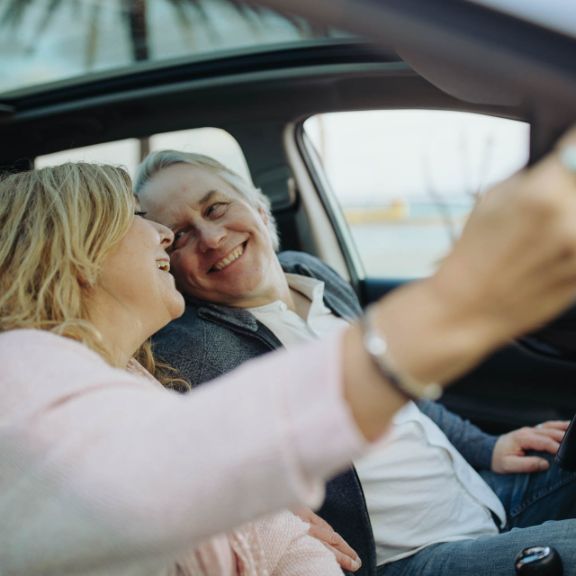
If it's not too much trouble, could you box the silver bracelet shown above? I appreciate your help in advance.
[362,304,443,401]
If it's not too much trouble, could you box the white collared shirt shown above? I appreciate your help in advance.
[356,402,505,565]
[248,273,349,347]
[250,273,506,565]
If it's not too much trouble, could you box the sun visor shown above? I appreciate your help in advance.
[395,45,523,106]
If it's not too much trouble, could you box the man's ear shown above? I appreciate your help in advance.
[257,205,270,225]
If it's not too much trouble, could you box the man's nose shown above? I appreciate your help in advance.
[197,222,226,252]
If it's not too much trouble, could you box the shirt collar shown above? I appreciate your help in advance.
[285,273,325,305]
[248,273,327,317]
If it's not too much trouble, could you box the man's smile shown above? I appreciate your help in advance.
[210,242,246,273]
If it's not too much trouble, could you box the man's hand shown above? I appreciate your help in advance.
[491,420,570,473]
[294,507,362,572]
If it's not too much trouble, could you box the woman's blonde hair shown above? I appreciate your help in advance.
[0,162,135,362]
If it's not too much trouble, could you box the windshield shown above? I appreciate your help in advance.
[0,0,348,97]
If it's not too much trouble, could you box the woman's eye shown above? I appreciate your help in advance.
[134,210,147,217]
[206,202,229,218]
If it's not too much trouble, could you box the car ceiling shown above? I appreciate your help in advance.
[253,0,576,161]
[1,0,575,216]
[0,40,523,171]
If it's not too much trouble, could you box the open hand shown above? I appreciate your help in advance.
[491,420,569,473]
[294,507,362,572]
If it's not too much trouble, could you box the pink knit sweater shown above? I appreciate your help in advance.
[0,329,363,575]
[128,353,343,575]
[173,512,342,575]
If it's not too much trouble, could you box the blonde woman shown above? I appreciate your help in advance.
[2,135,576,575]
[0,164,343,576]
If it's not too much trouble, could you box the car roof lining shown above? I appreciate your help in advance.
[3,0,576,166]
[254,0,576,161]
[0,57,525,168]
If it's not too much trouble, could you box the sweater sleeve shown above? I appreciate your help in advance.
[417,400,498,470]
[231,512,343,576]
[0,330,366,575]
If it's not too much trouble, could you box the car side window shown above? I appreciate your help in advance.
[303,110,529,278]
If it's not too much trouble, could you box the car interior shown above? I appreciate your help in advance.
[2,0,576,572]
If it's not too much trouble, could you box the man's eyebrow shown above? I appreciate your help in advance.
[168,190,221,231]
[199,190,220,205]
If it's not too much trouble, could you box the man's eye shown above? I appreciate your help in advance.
[206,202,229,218]
[173,230,187,248]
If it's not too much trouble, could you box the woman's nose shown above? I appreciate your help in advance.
[153,221,175,248]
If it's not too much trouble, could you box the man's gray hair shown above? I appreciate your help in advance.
[134,150,280,251]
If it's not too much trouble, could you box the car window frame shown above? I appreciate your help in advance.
[294,106,531,287]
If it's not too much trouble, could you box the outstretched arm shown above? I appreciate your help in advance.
[342,128,576,441]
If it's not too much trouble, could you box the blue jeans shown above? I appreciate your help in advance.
[377,454,576,576]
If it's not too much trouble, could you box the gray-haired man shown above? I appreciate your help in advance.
[136,150,576,576]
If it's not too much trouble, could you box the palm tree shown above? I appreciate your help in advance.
[0,0,325,66]
[1,0,328,159]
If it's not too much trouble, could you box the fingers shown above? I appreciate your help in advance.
[515,427,562,455]
[534,426,567,444]
[528,421,570,450]
[493,424,564,473]
[538,420,570,432]
[323,527,358,560]
[318,538,362,572]
[533,126,576,195]
[308,524,361,571]
[294,508,362,571]
[293,507,325,526]
[501,455,550,474]
[555,125,576,154]
[525,433,561,455]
